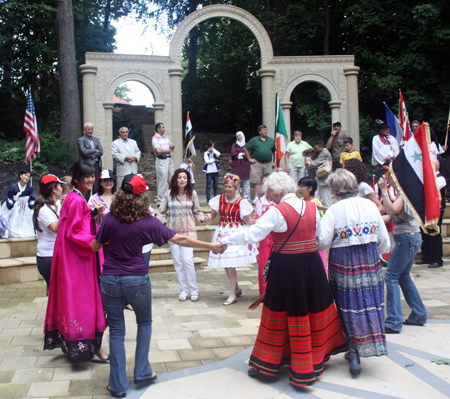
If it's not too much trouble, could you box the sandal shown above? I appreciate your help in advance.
[107,385,126,398]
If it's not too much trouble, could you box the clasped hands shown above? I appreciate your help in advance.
[211,242,227,254]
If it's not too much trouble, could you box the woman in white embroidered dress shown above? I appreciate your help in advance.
[203,173,257,305]
[317,169,390,376]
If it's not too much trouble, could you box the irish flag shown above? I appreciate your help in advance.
[275,93,288,167]
[390,122,441,234]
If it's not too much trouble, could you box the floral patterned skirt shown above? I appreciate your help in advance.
[328,242,387,357]
[44,330,103,362]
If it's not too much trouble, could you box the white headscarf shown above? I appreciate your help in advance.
[236,131,246,147]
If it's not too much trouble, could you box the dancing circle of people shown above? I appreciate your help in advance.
[3,123,438,397]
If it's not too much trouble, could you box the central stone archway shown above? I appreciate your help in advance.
[81,4,361,170]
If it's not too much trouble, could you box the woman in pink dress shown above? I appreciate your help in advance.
[44,161,109,362]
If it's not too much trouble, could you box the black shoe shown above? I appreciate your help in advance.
[248,367,260,378]
[349,361,362,376]
[415,260,427,265]
[403,320,425,326]
[385,326,400,334]
[134,372,157,385]
[428,263,443,268]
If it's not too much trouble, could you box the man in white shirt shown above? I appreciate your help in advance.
[372,122,400,181]
[111,126,141,187]
[152,123,175,206]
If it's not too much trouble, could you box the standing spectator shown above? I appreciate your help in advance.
[77,122,103,195]
[203,174,258,305]
[180,156,196,189]
[244,125,276,204]
[32,175,64,292]
[305,140,332,207]
[325,121,348,170]
[220,172,348,386]
[285,131,313,184]
[44,161,108,362]
[152,123,175,206]
[231,131,251,200]
[2,170,36,238]
[203,141,221,203]
[158,169,206,301]
[411,120,420,134]
[379,175,427,333]
[317,169,389,376]
[91,173,223,398]
[372,122,400,182]
[111,126,141,187]
[128,122,135,139]
[339,137,362,164]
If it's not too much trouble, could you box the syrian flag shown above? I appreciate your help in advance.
[399,89,411,144]
[184,111,196,157]
[390,122,441,235]
[384,102,402,146]
[275,93,288,167]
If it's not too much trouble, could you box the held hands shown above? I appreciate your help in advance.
[202,214,212,223]
[210,242,227,254]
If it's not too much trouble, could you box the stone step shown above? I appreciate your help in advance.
[0,237,37,259]
[0,255,207,284]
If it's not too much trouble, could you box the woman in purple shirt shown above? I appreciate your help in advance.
[92,174,223,398]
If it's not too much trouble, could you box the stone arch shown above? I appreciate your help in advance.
[282,74,340,103]
[169,4,274,67]
[104,72,163,103]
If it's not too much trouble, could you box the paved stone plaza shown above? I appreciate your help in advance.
[0,259,449,398]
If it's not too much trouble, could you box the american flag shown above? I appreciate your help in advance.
[24,91,40,164]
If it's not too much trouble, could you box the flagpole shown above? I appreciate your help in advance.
[28,87,33,186]
[445,106,450,147]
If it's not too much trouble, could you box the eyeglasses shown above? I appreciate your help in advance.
[101,179,114,183]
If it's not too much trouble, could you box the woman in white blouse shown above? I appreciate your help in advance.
[317,169,390,376]
[203,141,221,203]
[32,175,64,293]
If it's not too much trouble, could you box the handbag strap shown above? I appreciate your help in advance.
[274,201,304,254]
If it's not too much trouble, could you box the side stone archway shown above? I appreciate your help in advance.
[81,5,361,169]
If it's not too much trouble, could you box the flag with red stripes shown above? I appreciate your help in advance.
[23,91,40,164]
[399,89,411,145]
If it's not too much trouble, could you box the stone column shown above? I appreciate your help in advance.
[258,69,276,139]
[80,65,98,125]
[343,67,360,151]
[168,68,184,165]
[281,101,293,138]
[328,101,342,127]
[152,103,165,126]
[102,102,115,170]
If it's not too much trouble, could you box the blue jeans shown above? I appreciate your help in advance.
[101,275,153,395]
[206,172,219,202]
[385,233,427,331]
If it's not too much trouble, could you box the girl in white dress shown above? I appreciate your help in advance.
[204,174,257,305]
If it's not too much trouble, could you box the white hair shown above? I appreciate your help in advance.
[84,122,94,129]
[263,172,297,196]
[327,169,359,198]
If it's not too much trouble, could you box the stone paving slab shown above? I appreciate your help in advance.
[0,258,449,398]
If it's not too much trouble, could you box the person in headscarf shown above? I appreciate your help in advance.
[231,131,251,200]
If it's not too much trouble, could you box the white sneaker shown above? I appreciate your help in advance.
[252,197,259,205]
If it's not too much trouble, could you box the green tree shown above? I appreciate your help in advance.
[114,84,132,102]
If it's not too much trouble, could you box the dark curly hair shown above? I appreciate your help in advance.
[169,168,194,199]
[110,189,152,223]
[343,158,368,184]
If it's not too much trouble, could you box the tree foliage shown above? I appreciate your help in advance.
[114,84,132,102]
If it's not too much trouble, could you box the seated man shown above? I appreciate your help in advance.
[1,170,36,238]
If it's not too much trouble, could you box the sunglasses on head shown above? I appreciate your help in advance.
[101,179,114,183]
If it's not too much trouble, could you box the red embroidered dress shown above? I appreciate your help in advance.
[249,200,348,386]
[208,194,258,268]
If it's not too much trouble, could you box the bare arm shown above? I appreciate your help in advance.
[378,177,403,215]
[47,221,59,233]
[365,192,386,214]
[244,147,256,163]
[325,135,334,151]
[285,151,290,172]
[91,239,103,252]
[169,234,224,253]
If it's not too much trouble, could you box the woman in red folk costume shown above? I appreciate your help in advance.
[221,172,348,386]
[204,173,258,305]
